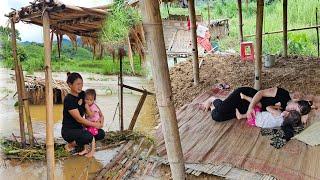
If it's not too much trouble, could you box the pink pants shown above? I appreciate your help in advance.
[86,127,98,136]
[247,106,261,126]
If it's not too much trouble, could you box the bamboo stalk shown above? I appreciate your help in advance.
[128,91,147,130]
[43,11,55,180]
[254,0,264,90]
[188,0,200,86]
[127,36,135,74]
[316,8,319,57]
[207,0,210,26]
[283,0,288,58]
[19,64,34,146]
[140,0,186,179]
[237,0,244,42]
[10,18,26,148]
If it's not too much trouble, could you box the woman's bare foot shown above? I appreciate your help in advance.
[85,149,95,158]
[78,146,89,156]
[64,142,76,152]
[240,93,245,99]
[235,108,245,120]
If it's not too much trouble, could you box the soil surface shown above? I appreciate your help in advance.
[170,54,320,109]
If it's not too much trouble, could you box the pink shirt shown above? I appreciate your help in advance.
[85,103,100,122]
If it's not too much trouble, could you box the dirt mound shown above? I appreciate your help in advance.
[170,54,320,109]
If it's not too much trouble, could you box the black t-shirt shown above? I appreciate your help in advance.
[62,91,85,129]
[260,87,291,111]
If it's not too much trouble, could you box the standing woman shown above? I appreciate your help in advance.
[62,72,105,155]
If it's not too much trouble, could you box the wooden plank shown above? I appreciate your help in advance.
[128,91,147,130]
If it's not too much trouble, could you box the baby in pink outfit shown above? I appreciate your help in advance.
[84,89,100,136]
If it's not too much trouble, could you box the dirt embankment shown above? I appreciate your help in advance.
[170,54,320,109]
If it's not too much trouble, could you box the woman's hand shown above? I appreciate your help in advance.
[246,107,255,120]
[93,121,103,129]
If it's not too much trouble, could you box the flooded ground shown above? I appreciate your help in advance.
[0,68,157,179]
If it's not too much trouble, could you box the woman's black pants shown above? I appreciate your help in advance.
[61,128,105,148]
[211,87,258,122]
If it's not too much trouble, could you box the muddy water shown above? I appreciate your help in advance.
[0,68,157,179]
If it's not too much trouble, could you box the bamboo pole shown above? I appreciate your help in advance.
[127,36,135,74]
[237,0,244,42]
[119,48,124,131]
[207,0,210,26]
[43,11,55,180]
[245,25,320,37]
[19,64,34,146]
[316,8,319,57]
[188,0,200,86]
[128,91,147,130]
[140,0,186,179]
[254,0,264,90]
[10,18,26,148]
[283,0,288,58]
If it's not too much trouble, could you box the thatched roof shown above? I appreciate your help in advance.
[7,0,111,38]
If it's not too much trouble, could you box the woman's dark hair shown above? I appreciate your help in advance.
[85,89,96,100]
[283,110,302,127]
[66,72,82,85]
[298,100,313,115]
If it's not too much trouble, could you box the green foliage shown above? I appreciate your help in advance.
[100,0,141,45]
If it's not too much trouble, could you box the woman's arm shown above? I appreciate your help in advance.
[246,87,278,119]
[96,105,104,125]
[266,106,282,117]
[68,109,102,128]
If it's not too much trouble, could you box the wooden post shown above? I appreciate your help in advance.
[128,91,147,130]
[56,33,61,59]
[283,0,288,58]
[10,18,26,148]
[127,36,135,74]
[207,0,210,26]
[43,11,55,180]
[119,48,124,131]
[188,0,200,86]
[19,64,34,146]
[237,0,244,42]
[173,57,177,64]
[140,0,186,179]
[254,0,264,90]
[316,8,319,57]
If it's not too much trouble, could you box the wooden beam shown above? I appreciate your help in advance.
[128,91,147,130]
[254,0,264,90]
[10,18,26,148]
[245,25,320,37]
[237,0,244,42]
[122,84,153,95]
[188,0,200,86]
[140,0,186,179]
[316,8,319,57]
[283,0,288,58]
[43,11,55,180]
[119,48,124,131]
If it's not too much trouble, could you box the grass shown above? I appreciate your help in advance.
[161,0,320,56]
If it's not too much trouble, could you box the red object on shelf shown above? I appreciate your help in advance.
[240,41,255,61]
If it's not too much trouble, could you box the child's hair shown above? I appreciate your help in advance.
[283,110,302,127]
[298,100,313,115]
[85,89,96,100]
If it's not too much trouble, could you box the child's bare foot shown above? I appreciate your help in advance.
[78,146,89,156]
[240,93,245,99]
[235,108,244,120]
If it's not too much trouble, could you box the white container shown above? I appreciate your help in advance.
[264,54,275,68]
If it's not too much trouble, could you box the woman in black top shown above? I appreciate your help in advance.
[201,87,312,122]
[61,72,105,155]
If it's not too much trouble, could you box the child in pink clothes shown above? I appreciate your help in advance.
[84,89,100,136]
